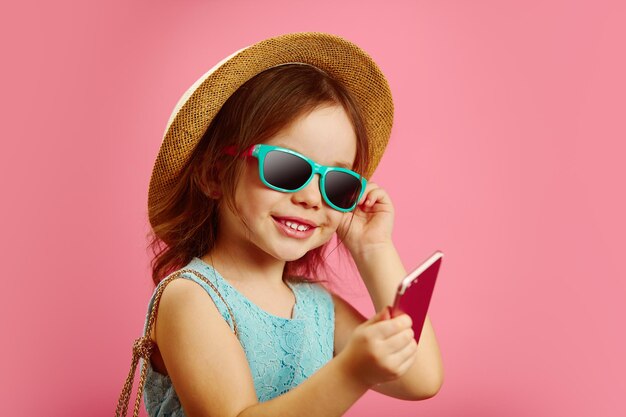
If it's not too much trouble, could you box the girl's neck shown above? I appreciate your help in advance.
[201,243,287,289]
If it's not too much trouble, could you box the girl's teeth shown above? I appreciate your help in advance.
[285,220,310,231]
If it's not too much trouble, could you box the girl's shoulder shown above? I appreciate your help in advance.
[143,260,239,336]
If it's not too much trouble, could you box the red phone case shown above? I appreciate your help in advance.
[390,251,443,344]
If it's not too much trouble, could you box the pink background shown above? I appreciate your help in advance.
[1,0,624,416]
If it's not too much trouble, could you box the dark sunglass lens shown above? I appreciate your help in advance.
[325,171,362,209]
[263,150,312,190]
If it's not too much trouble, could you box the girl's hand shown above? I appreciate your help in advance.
[336,306,418,387]
[336,182,395,256]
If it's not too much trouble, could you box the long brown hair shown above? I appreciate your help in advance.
[147,63,371,286]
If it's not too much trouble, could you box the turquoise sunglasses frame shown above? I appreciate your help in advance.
[226,144,367,212]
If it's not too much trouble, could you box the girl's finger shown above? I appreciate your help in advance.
[359,188,383,208]
[373,314,412,339]
[388,338,418,365]
[357,182,379,205]
[384,328,415,354]
[394,345,418,376]
[361,187,390,208]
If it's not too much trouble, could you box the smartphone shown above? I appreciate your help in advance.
[390,250,443,344]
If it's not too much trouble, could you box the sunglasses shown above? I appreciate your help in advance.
[225,144,367,212]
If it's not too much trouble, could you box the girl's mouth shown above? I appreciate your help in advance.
[272,216,317,239]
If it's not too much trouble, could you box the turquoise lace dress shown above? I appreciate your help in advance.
[141,257,335,417]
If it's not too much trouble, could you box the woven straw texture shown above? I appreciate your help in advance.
[147,32,394,228]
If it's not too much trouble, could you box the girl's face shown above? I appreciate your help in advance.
[218,104,357,263]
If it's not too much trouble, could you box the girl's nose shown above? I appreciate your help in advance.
[291,175,323,209]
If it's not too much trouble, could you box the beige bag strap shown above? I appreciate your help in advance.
[115,268,239,417]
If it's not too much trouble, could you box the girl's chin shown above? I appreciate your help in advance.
[274,250,309,262]
[274,244,317,261]
[264,236,330,261]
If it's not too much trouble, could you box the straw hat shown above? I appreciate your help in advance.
[148,32,394,228]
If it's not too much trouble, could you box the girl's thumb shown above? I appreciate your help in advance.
[368,306,392,323]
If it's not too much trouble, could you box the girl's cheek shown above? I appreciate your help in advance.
[326,207,339,220]
[329,212,344,229]
[317,232,335,247]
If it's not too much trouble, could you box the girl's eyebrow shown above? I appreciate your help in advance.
[334,161,352,169]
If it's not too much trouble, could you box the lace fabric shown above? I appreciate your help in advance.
[141,257,335,416]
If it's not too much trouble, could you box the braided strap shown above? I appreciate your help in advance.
[133,336,156,359]
[115,268,238,417]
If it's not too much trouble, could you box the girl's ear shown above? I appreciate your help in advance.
[198,162,224,200]
[203,175,223,199]
[207,187,222,199]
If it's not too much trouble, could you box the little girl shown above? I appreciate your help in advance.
[117,32,443,417]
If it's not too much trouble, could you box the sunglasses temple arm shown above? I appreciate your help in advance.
[222,145,256,157]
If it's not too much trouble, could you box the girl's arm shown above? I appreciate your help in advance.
[350,242,445,398]
[236,352,371,417]
[337,182,445,399]
[155,274,389,417]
